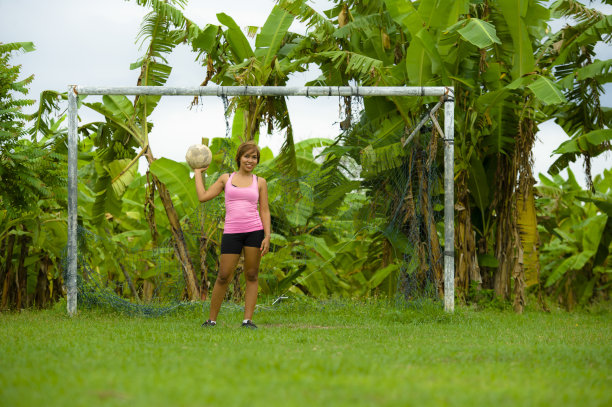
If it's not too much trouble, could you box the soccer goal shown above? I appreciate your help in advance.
[66,85,455,314]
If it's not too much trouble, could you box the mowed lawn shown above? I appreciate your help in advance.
[0,300,610,407]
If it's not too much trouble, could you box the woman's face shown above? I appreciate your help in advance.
[239,149,259,171]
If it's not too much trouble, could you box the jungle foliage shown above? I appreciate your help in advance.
[1,0,610,311]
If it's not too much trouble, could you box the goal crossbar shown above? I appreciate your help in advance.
[66,85,455,314]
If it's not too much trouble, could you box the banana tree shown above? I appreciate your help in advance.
[537,168,612,309]
[73,0,211,301]
[275,0,594,311]
[189,5,333,178]
[254,137,401,297]
[275,0,468,300]
[543,1,612,190]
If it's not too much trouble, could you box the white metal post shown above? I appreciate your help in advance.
[67,86,78,316]
[75,85,450,97]
[443,92,455,313]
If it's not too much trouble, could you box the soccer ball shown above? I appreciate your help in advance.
[185,144,212,169]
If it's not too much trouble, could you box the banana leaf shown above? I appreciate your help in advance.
[497,0,535,79]
[149,158,199,217]
[527,76,566,105]
[553,129,612,154]
[255,5,295,68]
[451,18,502,49]
[106,158,138,197]
[217,13,254,62]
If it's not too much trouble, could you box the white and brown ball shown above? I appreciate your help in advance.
[185,144,212,169]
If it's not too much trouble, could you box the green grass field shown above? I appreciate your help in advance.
[1,299,610,407]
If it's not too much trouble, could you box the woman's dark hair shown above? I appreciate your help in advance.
[235,141,260,169]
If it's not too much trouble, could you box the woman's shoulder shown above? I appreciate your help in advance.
[217,173,231,183]
[256,175,267,185]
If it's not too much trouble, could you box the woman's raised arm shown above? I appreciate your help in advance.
[194,169,227,202]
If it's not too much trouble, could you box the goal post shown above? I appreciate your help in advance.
[66,85,455,315]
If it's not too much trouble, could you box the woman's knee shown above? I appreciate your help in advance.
[216,271,232,285]
[244,268,259,282]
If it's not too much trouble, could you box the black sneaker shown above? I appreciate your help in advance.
[202,319,216,327]
[241,320,257,329]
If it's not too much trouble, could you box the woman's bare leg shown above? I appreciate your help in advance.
[242,246,261,321]
[208,253,240,321]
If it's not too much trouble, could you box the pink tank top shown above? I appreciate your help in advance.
[223,173,263,234]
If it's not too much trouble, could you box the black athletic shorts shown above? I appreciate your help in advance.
[220,229,265,254]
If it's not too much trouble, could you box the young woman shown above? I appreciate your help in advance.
[193,141,271,329]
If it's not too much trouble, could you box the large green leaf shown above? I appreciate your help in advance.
[384,0,432,85]
[576,58,612,82]
[316,51,383,79]
[191,24,220,54]
[415,28,450,83]
[275,179,314,228]
[384,0,421,33]
[416,0,468,29]
[102,94,135,122]
[368,264,400,290]
[456,18,502,48]
[545,250,595,287]
[217,13,254,62]
[554,15,612,66]
[106,158,138,197]
[301,234,334,262]
[527,76,566,105]
[553,129,612,154]
[361,142,406,176]
[581,214,608,253]
[383,226,411,256]
[405,39,432,86]
[277,0,333,32]
[440,0,470,29]
[497,0,535,79]
[83,99,143,144]
[232,108,246,142]
[255,5,295,68]
[370,115,404,143]
[91,174,123,224]
[477,89,515,155]
[467,155,490,214]
[149,157,199,215]
[40,221,68,257]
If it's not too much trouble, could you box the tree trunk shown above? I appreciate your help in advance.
[199,233,211,301]
[15,234,29,309]
[143,280,154,301]
[144,149,200,301]
[493,159,517,300]
[231,255,244,302]
[119,262,140,302]
[1,231,16,309]
[508,114,538,312]
[515,187,541,314]
[145,170,159,245]
[455,172,481,301]
[493,199,516,300]
[51,277,62,303]
[381,239,397,297]
[35,255,50,308]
